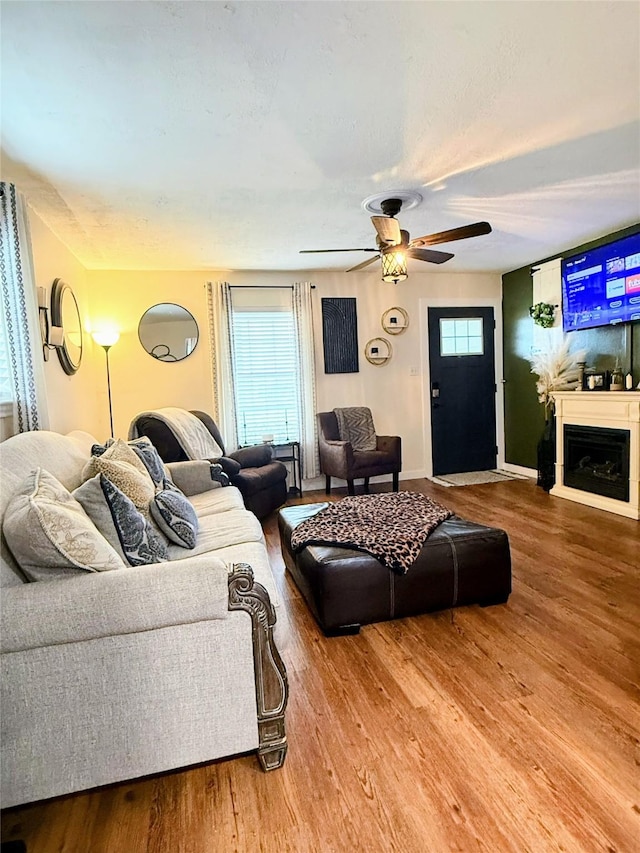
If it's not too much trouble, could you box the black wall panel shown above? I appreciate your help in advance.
[322,297,359,374]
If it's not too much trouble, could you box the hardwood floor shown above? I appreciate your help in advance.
[2,478,639,852]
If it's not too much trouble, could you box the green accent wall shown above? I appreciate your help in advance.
[502,224,640,469]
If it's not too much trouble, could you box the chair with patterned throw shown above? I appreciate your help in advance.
[317,407,402,495]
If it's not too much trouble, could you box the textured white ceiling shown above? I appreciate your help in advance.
[1,1,639,273]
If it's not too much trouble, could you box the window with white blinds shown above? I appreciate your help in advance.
[230,294,301,447]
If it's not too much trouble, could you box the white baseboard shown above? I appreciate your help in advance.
[502,462,537,479]
[301,469,427,493]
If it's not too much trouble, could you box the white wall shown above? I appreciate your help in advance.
[24,210,503,467]
[86,267,502,478]
[28,208,104,436]
[310,269,502,480]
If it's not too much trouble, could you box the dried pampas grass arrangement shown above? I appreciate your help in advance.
[529,335,586,414]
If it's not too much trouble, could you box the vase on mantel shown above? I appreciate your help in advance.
[536,410,556,492]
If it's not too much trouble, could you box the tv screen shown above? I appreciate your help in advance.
[561,232,640,332]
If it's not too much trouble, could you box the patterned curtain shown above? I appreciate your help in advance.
[0,183,49,432]
[293,281,318,479]
[205,281,237,448]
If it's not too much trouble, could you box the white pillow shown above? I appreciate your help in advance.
[2,468,125,581]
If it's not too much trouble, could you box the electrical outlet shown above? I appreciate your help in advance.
[409,366,419,376]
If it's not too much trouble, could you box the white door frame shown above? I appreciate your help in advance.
[419,296,505,479]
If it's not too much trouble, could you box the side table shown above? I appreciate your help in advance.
[271,441,302,496]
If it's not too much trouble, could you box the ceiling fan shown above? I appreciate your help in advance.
[300,198,492,281]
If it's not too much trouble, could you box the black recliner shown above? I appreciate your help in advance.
[131,410,288,519]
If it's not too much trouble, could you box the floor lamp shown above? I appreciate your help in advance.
[92,329,120,438]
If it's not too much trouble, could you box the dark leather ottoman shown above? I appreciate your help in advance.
[278,503,511,635]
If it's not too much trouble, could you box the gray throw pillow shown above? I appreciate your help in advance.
[150,479,199,549]
[74,474,169,566]
[3,468,124,581]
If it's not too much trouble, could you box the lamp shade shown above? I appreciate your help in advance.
[381,251,408,283]
[92,329,120,348]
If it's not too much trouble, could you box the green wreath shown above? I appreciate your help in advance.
[529,302,555,328]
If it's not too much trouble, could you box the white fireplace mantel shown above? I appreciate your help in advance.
[551,391,640,519]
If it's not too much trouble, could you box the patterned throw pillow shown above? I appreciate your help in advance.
[83,439,155,509]
[3,468,124,581]
[128,438,168,486]
[74,474,169,566]
[150,479,199,549]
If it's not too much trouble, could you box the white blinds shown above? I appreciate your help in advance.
[231,304,301,446]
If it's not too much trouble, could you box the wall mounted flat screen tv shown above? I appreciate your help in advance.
[561,232,640,332]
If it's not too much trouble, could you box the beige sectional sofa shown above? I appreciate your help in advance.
[0,429,288,808]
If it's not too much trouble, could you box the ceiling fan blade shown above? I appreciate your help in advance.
[346,255,381,272]
[408,247,454,265]
[300,248,378,254]
[410,221,492,247]
[371,216,401,246]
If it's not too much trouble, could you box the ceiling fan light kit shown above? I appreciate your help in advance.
[300,192,492,280]
[381,250,408,283]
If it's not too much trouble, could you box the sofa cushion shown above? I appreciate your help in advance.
[352,449,396,471]
[166,508,263,560]
[74,474,169,566]
[3,468,125,581]
[83,440,155,509]
[188,485,245,517]
[150,480,199,549]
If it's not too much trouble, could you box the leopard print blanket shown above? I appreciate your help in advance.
[290,492,453,573]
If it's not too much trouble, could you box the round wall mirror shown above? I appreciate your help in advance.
[138,303,199,362]
[51,278,83,375]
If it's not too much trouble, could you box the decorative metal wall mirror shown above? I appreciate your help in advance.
[381,306,409,335]
[51,278,83,375]
[138,303,199,362]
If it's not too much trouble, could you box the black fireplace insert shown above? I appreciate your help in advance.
[563,424,630,502]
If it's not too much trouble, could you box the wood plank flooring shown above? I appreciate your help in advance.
[2,478,639,852]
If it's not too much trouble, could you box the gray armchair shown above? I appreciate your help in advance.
[317,411,402,495]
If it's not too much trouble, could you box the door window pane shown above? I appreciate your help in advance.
[440,317,484,357]
[441,336,456,355]
[440,319,456,339]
